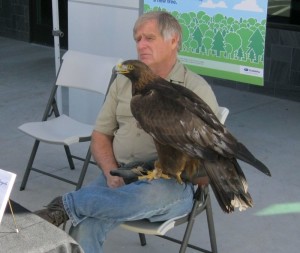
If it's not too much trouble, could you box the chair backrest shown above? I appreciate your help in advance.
[54,50,120,124]
[56,50,121,94]
[216,106,229,124]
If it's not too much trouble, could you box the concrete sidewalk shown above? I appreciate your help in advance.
[1,36,299,253]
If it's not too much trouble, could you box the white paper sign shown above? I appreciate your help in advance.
[0,169,16,223]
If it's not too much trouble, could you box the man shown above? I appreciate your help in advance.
[36,11,219,253]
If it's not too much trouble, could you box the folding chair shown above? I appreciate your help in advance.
[19,50,119,191]
[121,106,229,253]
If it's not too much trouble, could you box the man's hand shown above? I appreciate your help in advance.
[105,173,125,188]
[91,131,124,188]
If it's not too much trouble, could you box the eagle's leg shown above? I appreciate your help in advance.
[138,160,170,181]
[175,172,184,184]
[154,161,171,179]
[172,156,190,184]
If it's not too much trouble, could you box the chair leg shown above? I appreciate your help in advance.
[139,233,147,246]
[75,147,92,190]
[64,145,75,170]
[179,194,200,253]
[205,193,218,253]
[20,140,40,191]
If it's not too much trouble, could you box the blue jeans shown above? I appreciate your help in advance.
[64,172,194,253]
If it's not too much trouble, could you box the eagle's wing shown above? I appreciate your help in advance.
[169,82,223,131]
[131,79,270,176]
[130,80,229,161]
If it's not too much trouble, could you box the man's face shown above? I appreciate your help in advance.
[134,19,178,71]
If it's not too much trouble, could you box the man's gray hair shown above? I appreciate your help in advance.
[133,11,182,51]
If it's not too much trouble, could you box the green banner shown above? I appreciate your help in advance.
[143,0,268,86]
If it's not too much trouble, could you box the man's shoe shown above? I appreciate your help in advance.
[34,196,69,230]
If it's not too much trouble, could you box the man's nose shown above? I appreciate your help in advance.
[136,38,147,50]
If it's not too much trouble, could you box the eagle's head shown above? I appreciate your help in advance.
[115,60,157,94]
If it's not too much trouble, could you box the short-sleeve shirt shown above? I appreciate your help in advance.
[94,60,219,164]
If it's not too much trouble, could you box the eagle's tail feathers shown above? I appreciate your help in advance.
[204,157,253,213]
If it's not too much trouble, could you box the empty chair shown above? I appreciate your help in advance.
[19,50,119,190]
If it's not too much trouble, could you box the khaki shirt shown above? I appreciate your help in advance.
[94,60,219,164]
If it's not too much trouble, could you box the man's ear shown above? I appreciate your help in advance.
[171,35,180,50]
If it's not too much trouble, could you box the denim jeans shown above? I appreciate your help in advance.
[64,172,194,253]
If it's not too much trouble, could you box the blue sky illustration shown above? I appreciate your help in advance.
[145,0,268,22]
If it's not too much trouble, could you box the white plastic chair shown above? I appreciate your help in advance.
[121,106,229,253]
[19,50,119,190]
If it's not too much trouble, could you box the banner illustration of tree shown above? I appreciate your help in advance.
[143,0,268,85]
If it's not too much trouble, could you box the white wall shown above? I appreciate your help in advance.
[68,0,140,58]
[66,0,141,123]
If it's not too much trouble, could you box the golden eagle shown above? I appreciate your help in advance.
[115,60,271,213]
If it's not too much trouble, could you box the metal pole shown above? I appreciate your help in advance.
[52,0,61,75]
[51,0,63,112]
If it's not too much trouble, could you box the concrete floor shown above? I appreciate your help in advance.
[1,36,300,253]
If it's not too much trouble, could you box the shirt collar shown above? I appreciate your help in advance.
[166,59,186,85]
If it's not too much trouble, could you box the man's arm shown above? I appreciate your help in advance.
[91,130,125,188]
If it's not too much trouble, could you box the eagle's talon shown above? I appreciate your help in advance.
[176,175,183,184]
[138,168,170,181]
